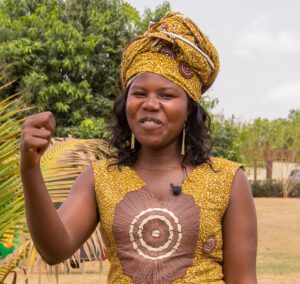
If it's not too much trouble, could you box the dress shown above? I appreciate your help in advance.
[92,157,241,284]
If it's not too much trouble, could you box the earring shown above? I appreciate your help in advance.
[181,123,186,156]
[131,132,135,150]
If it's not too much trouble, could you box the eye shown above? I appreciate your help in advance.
[131,91,146,98]
[160,93,176,99]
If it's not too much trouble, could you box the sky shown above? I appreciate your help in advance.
[126,0,300,121]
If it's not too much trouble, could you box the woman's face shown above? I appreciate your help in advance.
[126,72,189,150]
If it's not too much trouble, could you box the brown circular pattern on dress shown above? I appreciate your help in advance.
[142,219,170,248]
[128,208,181,259]
[158,46,177,60]
[203,235,217,254]
[113,188,200,284]
[179,62,194,79]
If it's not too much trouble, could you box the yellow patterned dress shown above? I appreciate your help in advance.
[92,157,241,284]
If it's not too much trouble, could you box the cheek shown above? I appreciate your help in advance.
[125,97,138,127]
[166,101,188,124]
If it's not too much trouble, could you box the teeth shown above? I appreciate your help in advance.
[142,120,159,125]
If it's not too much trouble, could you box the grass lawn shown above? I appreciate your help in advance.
[255,198,300,283]
[4,198,300,283]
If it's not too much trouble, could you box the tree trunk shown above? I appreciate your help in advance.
[263,148,273,180]
[254,160,257,181]
[266,159,273,180]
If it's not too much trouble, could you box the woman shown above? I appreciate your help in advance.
[20,12,257,283]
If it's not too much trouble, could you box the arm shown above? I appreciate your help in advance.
[21,112,99,265]
[222,169,257,284]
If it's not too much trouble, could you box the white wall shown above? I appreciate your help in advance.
[246,162,298,181]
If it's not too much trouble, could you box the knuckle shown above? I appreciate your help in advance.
[46,130,52,138]
[22,137,31,146]
[21,128,29,137]
[23,114,37,126]
[46,111,53,119]
[22,119,30,128]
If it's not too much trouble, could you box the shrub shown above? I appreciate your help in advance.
[288,184,300,198]
[251,180,283,197]
[251,180,300,198]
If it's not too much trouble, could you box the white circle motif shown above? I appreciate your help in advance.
[152,230,160,238]
[129,207,182,260]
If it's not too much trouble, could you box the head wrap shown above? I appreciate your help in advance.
[121,12,220,102]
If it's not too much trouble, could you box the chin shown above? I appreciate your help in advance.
[137,138,165,150]
[137,136,177,151]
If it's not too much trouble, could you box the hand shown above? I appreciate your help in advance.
[21,111,56,169]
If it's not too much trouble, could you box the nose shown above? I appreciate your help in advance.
[142,95,160,112]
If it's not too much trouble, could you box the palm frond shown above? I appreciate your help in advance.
[1,79,110,282]
[0,240,31,283]
[1,136,109,282]
[0,93,25,242]
[0,79,18,91]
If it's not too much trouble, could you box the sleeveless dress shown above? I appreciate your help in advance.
[92,157,241,284]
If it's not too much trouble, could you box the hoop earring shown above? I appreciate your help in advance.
[181,123,186,156]
[131,132,135,150]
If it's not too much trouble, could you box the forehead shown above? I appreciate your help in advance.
[129,72,185,94]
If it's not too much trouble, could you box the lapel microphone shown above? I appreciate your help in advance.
[170,165,187,196]
[170,183,182,196]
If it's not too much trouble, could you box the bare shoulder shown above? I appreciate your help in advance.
[231,168,253,202]
[224,168,256,229]
[71,164,94,192]
[58,164,97,216]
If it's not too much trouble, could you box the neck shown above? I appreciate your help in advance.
[136,141,183,169]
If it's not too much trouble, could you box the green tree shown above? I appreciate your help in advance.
[0,0,170,138]
[138,1,171,33]
[286,109,300,159]
[211,114,245,163]
[241,118,269,180]
[241,110,300,180]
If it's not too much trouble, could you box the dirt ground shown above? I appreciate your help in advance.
[4,198,300,284]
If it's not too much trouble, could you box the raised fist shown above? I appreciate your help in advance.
[21,111,56,169]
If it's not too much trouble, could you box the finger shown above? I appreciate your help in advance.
[43,114,56,134]
[22,137,50,152]
[23,112,56,133]
[48,114,56,132]
[22,127,52,142]
[30,127,52,140]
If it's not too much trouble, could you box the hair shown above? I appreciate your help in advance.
[108,91,212,167]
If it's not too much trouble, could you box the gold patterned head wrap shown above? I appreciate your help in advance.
[121,12,220,102]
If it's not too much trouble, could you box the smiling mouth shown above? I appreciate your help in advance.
[139,117,162,124]
[138,117,162,129]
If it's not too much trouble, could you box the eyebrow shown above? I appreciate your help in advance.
[130,86,179,92]
[158,87,179,92]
